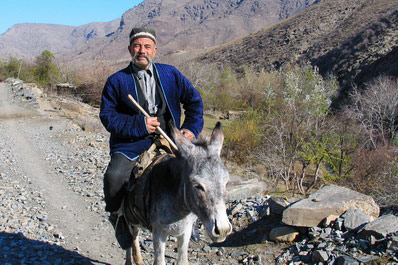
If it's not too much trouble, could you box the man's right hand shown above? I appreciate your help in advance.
[145,117,160,133]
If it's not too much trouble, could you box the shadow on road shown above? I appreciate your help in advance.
[0,231,110,265]
[211,214,283,248]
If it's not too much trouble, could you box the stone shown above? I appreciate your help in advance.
[342,208,373,231]
[323,215,340,227]
[282,185,379,227]
[387,235,398,252]
[311,250,329,263]
[269,226,299,242]
[268,196,299,215]
[226,178,267,202]
[358,214,398,240]
[335,255,360,265]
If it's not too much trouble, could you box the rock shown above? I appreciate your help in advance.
[226,178,267,202]
[311,249,329,263]
[268,196,299,215]
[282,185,379,227]
[342,208,373,231]
[358,214,398,240]
[269,226,299,242]
[323,214,340,227]
[387,235,398,252]
[335,255,360,265]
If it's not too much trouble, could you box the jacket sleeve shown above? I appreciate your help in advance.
[99,76,149,139]
[177,71,204,138]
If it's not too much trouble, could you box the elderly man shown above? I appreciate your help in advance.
[99,27,204,249]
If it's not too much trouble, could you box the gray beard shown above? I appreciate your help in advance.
[132,54,152,69]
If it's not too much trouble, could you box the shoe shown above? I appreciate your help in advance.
[109,213,133,249]
[190,222,200,243]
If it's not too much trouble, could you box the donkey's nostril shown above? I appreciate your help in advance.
[214,225,220,236]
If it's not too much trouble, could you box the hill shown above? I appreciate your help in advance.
[0,0,317,62]
[0,20,120,61]
[196,0,398,107]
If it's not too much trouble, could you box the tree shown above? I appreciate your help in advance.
[348,76,398,148]
[259,65,338,191]
[34,50,60,87]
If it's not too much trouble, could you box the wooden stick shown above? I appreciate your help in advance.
[128,94,178,151]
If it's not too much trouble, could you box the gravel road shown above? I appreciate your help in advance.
[0,80,276,265]
[0,81,127,264]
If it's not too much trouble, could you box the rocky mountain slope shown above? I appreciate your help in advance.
[0,0,317,62]
[0,20,120,61]
[196,0,398,107]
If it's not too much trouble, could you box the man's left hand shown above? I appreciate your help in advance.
[181,129,195,141]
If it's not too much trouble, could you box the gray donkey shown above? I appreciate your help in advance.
[121,122,232,265]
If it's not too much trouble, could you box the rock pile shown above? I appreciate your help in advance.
[266,185,398,264]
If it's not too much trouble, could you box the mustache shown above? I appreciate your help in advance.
[132,53,152,64]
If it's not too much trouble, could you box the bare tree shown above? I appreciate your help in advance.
[349,76,398,148]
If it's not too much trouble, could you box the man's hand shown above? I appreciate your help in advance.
[145,117,160,133]
[181,129,195,141]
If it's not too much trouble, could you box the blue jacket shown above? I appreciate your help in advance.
[100,62,204,160]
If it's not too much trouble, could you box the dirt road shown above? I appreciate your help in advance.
[0,81,125,264]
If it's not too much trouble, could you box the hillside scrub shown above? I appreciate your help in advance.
[0,51,61,90]
[185,63,398,204]
[3,57,398,205]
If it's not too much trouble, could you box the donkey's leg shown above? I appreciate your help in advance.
[131,226,144,265]
[152,228,167,265]
[125,247,132,265]
[176,225,193,265]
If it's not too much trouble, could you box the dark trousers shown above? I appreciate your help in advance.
[103,153,136,213]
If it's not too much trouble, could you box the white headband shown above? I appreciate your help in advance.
[130,32,156,43]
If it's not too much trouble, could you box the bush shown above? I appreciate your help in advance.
[224,110,264,164]
[348,76,398,148]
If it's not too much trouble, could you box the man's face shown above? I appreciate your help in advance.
[128,37,157,70]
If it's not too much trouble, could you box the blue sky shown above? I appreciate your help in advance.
[0,0,144,34]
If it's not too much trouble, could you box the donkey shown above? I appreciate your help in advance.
[121,122,232,265]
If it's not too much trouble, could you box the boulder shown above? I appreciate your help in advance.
[269,226,299,242]
[226,178,267,202]
[282,185,379,227]
[268,196,299,215]
[358,214,398,240]
[342,208,374,231]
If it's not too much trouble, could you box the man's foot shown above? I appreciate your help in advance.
[190,222,200,243]
[109,213,133,249]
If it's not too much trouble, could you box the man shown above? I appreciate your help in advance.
[99,27,204,248]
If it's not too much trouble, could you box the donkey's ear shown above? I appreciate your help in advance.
[169,121,194,156]
[208,122,224,156]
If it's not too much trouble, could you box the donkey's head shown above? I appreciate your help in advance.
[171,122,232,242]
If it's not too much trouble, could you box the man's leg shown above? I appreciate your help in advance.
[104,153,136,213]
[103,153,136,249]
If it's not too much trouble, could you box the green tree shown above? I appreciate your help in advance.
[34,50,60,87]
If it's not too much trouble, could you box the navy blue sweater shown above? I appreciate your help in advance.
[99,62,204,160]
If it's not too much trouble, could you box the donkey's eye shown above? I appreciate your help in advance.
[194,184,205,192]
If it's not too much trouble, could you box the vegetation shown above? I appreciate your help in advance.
[180,62,398,205]
[0,50,61,88]
[1,53,397,206]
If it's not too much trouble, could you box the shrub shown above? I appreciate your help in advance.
[224,110,264,164]
[348,76,398,148]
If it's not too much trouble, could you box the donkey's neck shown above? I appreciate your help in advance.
[169,157,193,215]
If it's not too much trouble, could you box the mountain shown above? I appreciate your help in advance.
[0,20,120,61]
[0,0,317,62]
[196,0,398,107]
